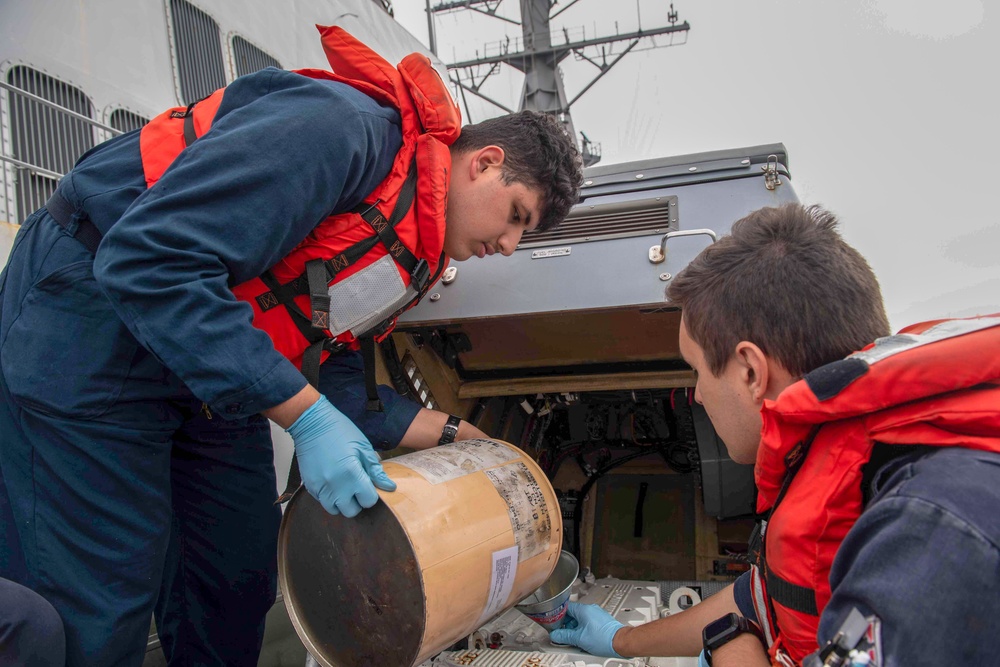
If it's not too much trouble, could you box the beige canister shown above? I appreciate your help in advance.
[278,438,563,667]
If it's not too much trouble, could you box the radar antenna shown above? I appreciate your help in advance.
[425,0,691,165]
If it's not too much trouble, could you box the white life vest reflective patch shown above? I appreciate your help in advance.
[326,254,416,337]
[851,315,1000,366]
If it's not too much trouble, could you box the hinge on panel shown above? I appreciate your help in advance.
[762,154,782,191]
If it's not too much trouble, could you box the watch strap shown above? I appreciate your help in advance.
[703,613,764,665]
[438,414,461,446]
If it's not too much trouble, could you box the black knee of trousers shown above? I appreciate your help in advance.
[0,578,66,667]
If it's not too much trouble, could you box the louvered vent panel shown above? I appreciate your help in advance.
[232,36,281,77]
[170,0,227,104]
[518,195,678,249]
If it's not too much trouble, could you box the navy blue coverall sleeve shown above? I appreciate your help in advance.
[90,68,403,419]
[819,448,1000,666]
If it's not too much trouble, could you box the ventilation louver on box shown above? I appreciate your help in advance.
[109,109,150,134]
[517,195,678,249]
[232,36,281,77]
[169,0,227,104]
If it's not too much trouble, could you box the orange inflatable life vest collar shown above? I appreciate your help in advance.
[750,314,1000,665]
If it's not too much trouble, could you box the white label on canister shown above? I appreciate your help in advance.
[391,439,519,485]
[484,462,552,562]
[477,545,519,626]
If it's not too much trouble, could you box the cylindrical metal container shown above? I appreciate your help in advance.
[278,439,563,667]
[515,550,579,631]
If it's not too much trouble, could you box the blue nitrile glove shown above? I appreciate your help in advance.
[698,649,710,667]
[549,602,625,658]
[286,396,397,517]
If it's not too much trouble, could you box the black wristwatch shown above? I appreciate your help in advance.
[702,613,764,665]
[438,414,461,446]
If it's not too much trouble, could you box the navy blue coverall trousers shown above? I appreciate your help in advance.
[0,68,418,666]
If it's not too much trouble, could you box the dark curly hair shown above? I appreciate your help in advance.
[450,110,583,231]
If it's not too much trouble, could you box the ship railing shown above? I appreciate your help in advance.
[0,79,122,227]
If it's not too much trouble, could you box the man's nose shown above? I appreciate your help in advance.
[498,228,523,256]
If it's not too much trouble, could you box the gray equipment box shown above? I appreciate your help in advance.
[397,144,797,518]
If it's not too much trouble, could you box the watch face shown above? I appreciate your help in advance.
[703,614,739,649]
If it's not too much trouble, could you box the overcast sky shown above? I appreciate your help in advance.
[393,0,998,332]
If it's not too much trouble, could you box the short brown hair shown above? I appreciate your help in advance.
[451,110,582,231]
[666,203,890,377]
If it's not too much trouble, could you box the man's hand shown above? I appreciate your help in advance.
[286,396,396,517]
[549,602,625,657]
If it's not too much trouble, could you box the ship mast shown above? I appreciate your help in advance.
[426,0,690,166]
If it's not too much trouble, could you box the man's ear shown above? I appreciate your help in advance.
[734,341,769,404]
[470,145,505,179]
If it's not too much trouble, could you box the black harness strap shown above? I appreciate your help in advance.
[256,162,427,320]
[45,190,103,254]
[258,270,325,346]
[183,108,197,146]
[255,275,309,311]
[353,167,429,291]
[167,99,201,147]
[253,236,382,312]
[358,336,385,412]
[305,259,331,329]
[766,570,819,616]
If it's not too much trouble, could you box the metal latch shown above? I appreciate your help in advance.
[648,228,718,264]
[763,154,782,191]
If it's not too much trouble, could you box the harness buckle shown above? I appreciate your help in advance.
[322,338,346,354]
[410,258,430,291]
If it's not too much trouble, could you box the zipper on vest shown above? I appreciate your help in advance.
[201,402,213,420]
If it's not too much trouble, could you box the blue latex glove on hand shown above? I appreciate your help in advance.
[698,649,710,667]
[549,602,625,658]
[286,396,396,517]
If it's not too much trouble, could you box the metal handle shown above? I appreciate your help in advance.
[648,228,718,264]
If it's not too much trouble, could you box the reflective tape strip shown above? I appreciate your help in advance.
[851,315,1000,366]
[750,565,776,647]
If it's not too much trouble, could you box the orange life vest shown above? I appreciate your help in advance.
[138,25,461,379]
[749,314,1000,665]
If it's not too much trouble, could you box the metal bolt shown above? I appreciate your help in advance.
[635,173,644,179]
[584,180,593,186]
[741,159,750,165]
[670,201,676,206]
[660,272,672,281]
[654,228,660,233]
[441,266,458,285]
[429,293,441,302]
[585,237,590,241]
[688,166,698,172]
